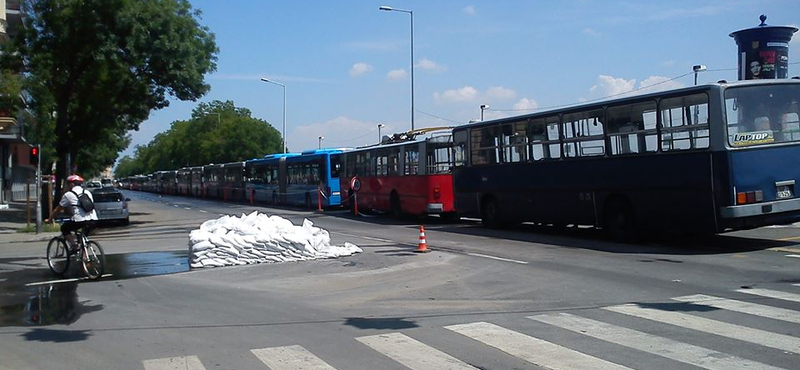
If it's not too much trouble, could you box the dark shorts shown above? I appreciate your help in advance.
[61,220,96,236]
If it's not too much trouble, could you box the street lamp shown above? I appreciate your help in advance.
[480,104,490,121]
[693,64,707,86]
[377,123,386,143]
[318,136,324,149]
[260,77,287,153]
[379,5,415,131]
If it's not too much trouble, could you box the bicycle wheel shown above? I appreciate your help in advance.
[81,241,105,280]
[46,237,70,275]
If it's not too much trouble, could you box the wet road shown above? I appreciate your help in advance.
[1,190,800,370]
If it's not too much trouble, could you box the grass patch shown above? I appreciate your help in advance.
[17,223,61,233]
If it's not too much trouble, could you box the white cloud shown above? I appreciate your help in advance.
[486,86,517,100]
[638,76,685,92]
[583,28,601,37]
[588,74,685,100]
[433,86,518,104]
[292,116,379,150]
[590,75,637,97]
[433,86,480,103]
[387,69,407,81]
[349,62,373,77]
[463,5,476,16]
[513,98,539,111]
[415,58,447,72]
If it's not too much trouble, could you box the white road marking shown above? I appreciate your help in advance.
[143,356,206,370]
[251,345,337,370]
[198,210,208,213]
[673,294,800,324]
[25,274,113,286]
[605,304,800,354]
[735,288,800,303]
[184,207,192,210]
[466,252,528,265]
[356,332,479,370]
[446,321,634,370]
[786,254,800,258]
[530,313,788,370]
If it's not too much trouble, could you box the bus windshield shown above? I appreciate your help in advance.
[726,84,800,147]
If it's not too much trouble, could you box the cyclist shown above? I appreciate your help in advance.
[45,174,98,249]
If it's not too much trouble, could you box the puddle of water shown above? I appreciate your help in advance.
[0,251,189,327]
[103,250,189,279]
[0,283,94,327]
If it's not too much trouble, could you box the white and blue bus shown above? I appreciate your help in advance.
[245,149,346,208]
[452,79,800,238]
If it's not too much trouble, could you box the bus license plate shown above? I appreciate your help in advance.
[777,186,793,199]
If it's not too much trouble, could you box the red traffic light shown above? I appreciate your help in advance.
[31,147,38,156]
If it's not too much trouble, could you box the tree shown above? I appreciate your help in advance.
[2,0,217,191]
[114,100,283,178]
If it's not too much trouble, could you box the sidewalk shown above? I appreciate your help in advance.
[0,201,59,243]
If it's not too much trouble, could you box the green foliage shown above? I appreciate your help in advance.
[0,71,23,112]
[115,100,282,178]
[1,0,217,186]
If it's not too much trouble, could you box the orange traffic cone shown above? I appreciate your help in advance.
[415,225,430,253]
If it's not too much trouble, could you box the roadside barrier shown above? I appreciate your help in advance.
[415,225,430,253]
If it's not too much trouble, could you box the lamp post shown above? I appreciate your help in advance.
[379,5,414,131]
[692,64,706,85]
[260,78,287,153]
[318,136,324,149]
[377,123,386,143]
[480,104,489,121]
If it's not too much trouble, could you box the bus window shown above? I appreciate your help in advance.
[500,123,527,163]
[427,143,453,174]
[404,147,419,175]
[607,100,658,155]
[546,118,561,159]
[330,156,341,178]
[388,148,400,176]
[562,109,604,157]
[470,126,500,165]
[726,85,800,146]
[453,130,467,167]
[660,93,709,151]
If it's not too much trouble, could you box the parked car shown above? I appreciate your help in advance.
[90,187,130,225]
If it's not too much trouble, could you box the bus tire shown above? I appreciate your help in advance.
[481,196,503,228]
[603,198,638,242]
[390,191,402,218]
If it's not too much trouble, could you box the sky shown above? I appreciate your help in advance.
[121,0,800,161]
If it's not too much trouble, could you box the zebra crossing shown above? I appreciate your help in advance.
[142,285,800,370]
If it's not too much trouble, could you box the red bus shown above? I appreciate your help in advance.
[340,129,457,218]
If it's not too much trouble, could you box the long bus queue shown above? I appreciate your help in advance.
[120,79,800,238]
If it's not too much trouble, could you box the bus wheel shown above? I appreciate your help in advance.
[481,197,502,228]
[604,199,637,242]
[390,192,402,218]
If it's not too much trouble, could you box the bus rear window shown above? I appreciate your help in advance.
[726,85,800,147]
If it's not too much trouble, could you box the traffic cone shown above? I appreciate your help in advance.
[415,225,430,253]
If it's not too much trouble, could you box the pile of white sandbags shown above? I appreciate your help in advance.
[189,211,362,268]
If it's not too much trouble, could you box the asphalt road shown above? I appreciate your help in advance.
[1,190,799,370]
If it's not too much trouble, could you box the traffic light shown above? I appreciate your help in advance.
[30,146,39,166]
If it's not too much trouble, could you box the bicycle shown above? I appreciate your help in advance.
[46,223,106,280]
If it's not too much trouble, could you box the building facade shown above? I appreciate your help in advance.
[0,0,33,207]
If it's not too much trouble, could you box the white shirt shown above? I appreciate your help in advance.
[59,185,99,222]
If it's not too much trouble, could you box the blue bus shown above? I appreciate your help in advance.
[245,153,300,205]
[452,79,800,238]
[245,149,346,208]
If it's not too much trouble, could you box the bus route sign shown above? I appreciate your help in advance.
[350,176,361,193]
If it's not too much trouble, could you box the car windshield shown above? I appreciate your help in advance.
[93,192,123,202]
[725,84,800,147]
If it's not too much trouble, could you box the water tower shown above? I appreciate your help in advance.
[730,15,797,80]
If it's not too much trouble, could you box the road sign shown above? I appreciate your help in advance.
[350,176,361,193]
